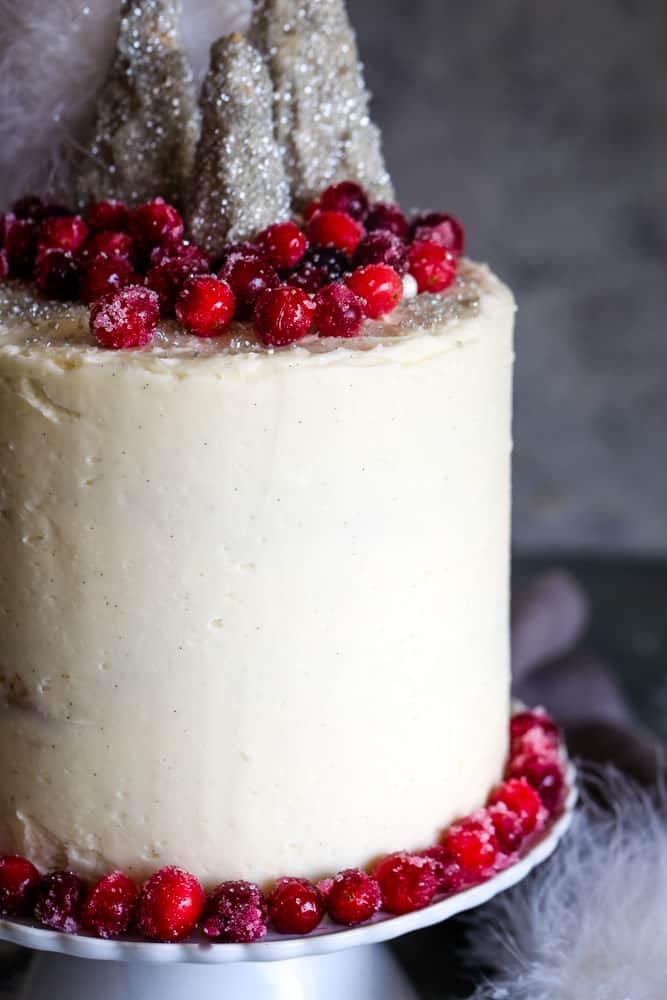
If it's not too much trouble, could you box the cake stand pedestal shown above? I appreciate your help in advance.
[2,769,576,1000]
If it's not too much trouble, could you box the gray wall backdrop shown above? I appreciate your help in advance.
[351,0,666,553]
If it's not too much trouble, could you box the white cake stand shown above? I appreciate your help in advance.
[1,767,576,1000]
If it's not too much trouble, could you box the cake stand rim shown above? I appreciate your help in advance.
[0,763,577,965]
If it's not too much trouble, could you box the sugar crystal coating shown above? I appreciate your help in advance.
[203,880,268,942]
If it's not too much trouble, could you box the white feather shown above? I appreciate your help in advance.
[0,0,251,209]
[467,768,667,1000]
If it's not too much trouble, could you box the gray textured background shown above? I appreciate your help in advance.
[351,0,666,553]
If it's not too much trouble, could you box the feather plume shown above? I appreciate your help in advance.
[467,767,667,1000]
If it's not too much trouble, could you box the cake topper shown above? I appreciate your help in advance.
[187,33,290,254]
[77,0,198,210]
[249,0,394,210]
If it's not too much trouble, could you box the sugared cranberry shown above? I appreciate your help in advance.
[146,253,210,315]
[203,880,267,943]
[34,871,86,933]
[440,813,499,884]
[83,231,134,262]
[3,215,38,276]
[86,200,130,234]
[353,231,408,275]
[365,202,408,238]
[90,285,159,349]
[409,212,465,255]
[38,215,88,254]
[149,240,209,271]
[267,877,324,935]
[129,198,184,249]
[0,249,8,281]
[510,709,561,756]
[319,181,369,222]
[81,871,139,939]
[219,255,280,318]
[314,282,364,338]
[175,274,236,336]
[255,221,308,270]
[373,852,438,915]
[287,245,350,292]
[34,248,80,300]
[407,241,457,293]
[345,263,403,319]
[0,855,40,917]
[253,286,316,347]
[488,778,544,836]
[215,241,266,271]
[506,753,565,815]
[308,210,364,255]
[487,803,525,855]
[326,869,381,926]
[11,195,44,220]
[80,253,137,305]
[137,866,204,942]
[419,846,464,895]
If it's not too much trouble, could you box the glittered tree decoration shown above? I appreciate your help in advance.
[77,0,198,210]
[249,0,394,210]
[187,33,290,254]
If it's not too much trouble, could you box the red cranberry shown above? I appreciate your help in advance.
[407,241,457,293]
[373,852,438,915]
[86,200,130,234]
[0,855,40,917]
[34,248,80,300]
[506,753,566,815]
[353,231,408,275]
[510,709,561,755]
[34,871,87,933]
[11,195,44,220]
[175,274,236,336]
[149,240,209,271]
[38,215,88,254]
[409,212,465,255]
[203,880,267,943]
[267,878,324,935]
[215,241,266,272]
[365,202,408,238]
[419,846,464,895]
[129,198,184,249]
[326,869,381,926]
[314,282,364,338]
[253,286,316,347]
[3,215,38,276]
[90,285,160,349]
[345,263,403,318]
[0,249,8,281]
[319,181,369,221]
[219,255,280,318]
[441,813,499,884]
[287,245,350,292]
[487,803,525,855]
[307,210,364,255]
[83,231,134,262]
[255,221,308,270]
[488,778,544,835]
[80,253,137,305]
[81,871,139,939]
[137,866,204,942]
[146,253,210,315]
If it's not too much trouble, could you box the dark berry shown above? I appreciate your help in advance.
[0,855,40,917]
[149,240,209,271]
[34,871,86,933]
[203,880,267,943]
[175,274,236,336]
[215,241,266,271]
[267,877,324,935]
[146,253,210,315]
[487,803,525,855]
[287,245,349,292]
[137,866,204,942]
[90,285,160,349]
[440,813,499,884]
[419,846,464,895]
[407,241,457,293]
[314,282,364,338]
[326,869,381,926]
[86,200,130,234]
[80,253,137,305]
[83,231,134,262]
[0,249,8,281]
[345,263,403,318]
[506,753,565,815]
[373,852,438,915]
[319,181,369,221]
[365,202,408,238]
[34,248,80,300]
[219,255,280,318]
[38,215,88,254]
[129,198,184,249]
[81,871,139,939]
[253,286,316,347]
[255,221,308,269]
[488,778,544,835]
[353,231,408,275]
[3,215,38,276]
[409,212,465,255]
[307,210,364,255]
[11,195,44,220]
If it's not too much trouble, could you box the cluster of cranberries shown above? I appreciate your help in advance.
[0,709,566,943]
[0,182,464,350]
